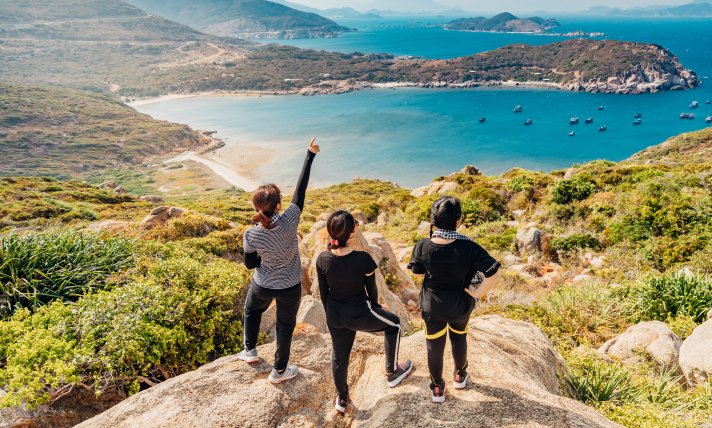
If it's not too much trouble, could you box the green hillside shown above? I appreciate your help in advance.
[124,0,351,34]
[0,83,216,179]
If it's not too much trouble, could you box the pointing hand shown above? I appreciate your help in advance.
[308,137,320,154]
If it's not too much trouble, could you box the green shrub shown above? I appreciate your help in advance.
[643,235,708,271]
[550,177,597,204]
[356,202,380,222]
[0,228,135,317]
[0,248,251,409]
[632,272,712,323]
[564,358,636,405]
[550,233,600,252]
[505,175,533,192]
[146,213,232,242]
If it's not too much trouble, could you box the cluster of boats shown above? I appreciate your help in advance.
[481,101,712,133]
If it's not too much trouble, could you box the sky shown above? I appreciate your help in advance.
[297,0,696,13]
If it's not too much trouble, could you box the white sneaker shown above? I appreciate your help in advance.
[268,365,299,384]
[431,384,446,403]
[238,348,259,363]
[453,373,468,389]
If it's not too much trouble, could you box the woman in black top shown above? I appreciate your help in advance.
[316,210,413,413]
[408,196,501,403]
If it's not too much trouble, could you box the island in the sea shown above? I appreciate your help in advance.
[445,13,563,34]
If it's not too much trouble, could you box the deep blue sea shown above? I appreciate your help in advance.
[136,16,712,189]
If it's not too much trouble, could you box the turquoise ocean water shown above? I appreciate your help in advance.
[136,16,712,189]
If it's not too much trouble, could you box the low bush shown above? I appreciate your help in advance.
[0,228,135,317]
[145,213,232,242]
[550,233,600,252]
[631,272,712,323]
[0,243,251,410]
[550,177,598,204]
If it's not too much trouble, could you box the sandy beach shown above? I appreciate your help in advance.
[129,91,268,107]
[205,144,275,181]
[163,151,261,192]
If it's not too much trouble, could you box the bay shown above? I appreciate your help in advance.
[135,16,712,189]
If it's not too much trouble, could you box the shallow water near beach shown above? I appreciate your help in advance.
[136,16,712,190]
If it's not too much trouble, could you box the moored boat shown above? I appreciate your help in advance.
[598,106,604,110]
[706,100,711,104]
[514,105,523,112]
[524,119,532,125]
[690,101,699,108]
[689,114,694,119]
[598,126,607,131]
[570,117,579,124]
[633,119,642,125]
[681,113,689,119]
[706,116,712,123]
[569,131,575,136]
[479,117,486,122]
[634,113,642,118]
[585,117,593,123]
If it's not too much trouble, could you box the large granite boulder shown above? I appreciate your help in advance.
[363,232,419,302]
[74,316,622,428]
[460,165,482,175]
[598,321,681,368]
[679,319,712,385]
[296,295,328,334]
[350,209,368,224]
[410,186,429,198]
[428,181,458,195]
[308,228,412,332]
[516,227,544,253]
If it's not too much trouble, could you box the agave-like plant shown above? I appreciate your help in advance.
[632,272,712,323]
[0,227,135,317]
[564,359,638,405]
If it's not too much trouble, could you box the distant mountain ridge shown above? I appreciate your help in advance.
[365,0,456,13]
[268,0,380,18]
[446,12,562,33]
[124,0,352,39]
[584,1,712,16]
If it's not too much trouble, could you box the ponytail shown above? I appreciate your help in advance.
[252,211,273,229]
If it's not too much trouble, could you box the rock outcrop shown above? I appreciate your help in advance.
[428,181,458,195]
[598,321,681,368]
[139,195,164,204]
[363,232,419,303]
[516,226,545,253]
[296,295,328,334]
[308,228,412,331]
[679,319,712,385]
[138,206,188,230]
[74,316,622,428]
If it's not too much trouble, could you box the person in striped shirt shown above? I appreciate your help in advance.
[238,138,319,384]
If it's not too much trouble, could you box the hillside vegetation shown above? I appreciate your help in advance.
[0,84,218,179]
[2,127,712,426]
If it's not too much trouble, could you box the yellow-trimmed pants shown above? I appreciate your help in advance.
[423,317,469,388]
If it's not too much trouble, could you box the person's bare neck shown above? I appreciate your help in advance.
[431,237,455,245]
[332,247,353,256]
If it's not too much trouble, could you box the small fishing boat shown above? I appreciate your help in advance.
[598,106,604,110]
[634,113,642,118]
[570,117,579,124]
[569,131,575,136]
[681,113,689,119]
[524,119,532,125]
[598,126,607,131]
[689,114,695,119]
[690,101,699,108]
[633,119,642,125]
[479,117,486,123]
[514,105,523,112]
[706,116,712,123]
[585,117,593,123]
[706,100,711,104]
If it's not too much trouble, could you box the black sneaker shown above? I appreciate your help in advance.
[453,371,468,389]
[431,383,446,403]
[335,396,351,413]
[386,360,413,387]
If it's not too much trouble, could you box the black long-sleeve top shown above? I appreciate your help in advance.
[316,250,380,308]
[244,150,316,271]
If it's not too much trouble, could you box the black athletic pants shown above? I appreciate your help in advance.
[243,280,302,371]
[424,315,469,389]
[327,301,401,400]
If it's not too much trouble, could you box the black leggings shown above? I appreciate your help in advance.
[424,316,469,388]
[243,280,302,371]
[327,301,401,400]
